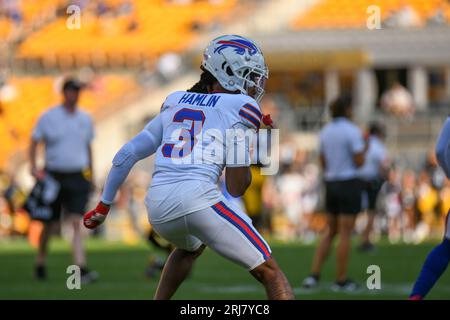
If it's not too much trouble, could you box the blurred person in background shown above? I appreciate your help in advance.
[275,149,317,241]
[380,82,414,118]
[261,173,278,235]
[401,169,418,241]
[242,165,267,231]
[276,160,304,240]
[156,52,182,84]
[383,5,421,28]
[380,167,403,243]
[300,162,320,243]
[426,5,448,26]
[424,149,446,192]
[409,115,450,300]
[29,77,97,283]
[358,122,389,252]
[416,171,440,241]
[302,94,367,292]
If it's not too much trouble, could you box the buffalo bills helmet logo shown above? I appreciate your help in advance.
[214,39,259,56]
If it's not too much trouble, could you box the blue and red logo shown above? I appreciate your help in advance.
[214,39,258,56]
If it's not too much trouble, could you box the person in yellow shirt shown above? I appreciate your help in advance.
[242,165,266,231]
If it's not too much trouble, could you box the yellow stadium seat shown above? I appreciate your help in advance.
[17,0,237,66]
[0,74,138,168]
[292,0,450,29]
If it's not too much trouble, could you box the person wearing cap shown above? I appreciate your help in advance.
[302,94,368,292]
[29,77,98,283]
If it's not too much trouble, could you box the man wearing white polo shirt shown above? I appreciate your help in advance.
[302,94,368,291]
[29,78,97,283]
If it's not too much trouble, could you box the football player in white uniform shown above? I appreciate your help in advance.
[83,35,294,300]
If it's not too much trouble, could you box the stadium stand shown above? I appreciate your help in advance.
[0,0,64,41]
[16,0,237,68]
[0,74,137,167]
[292,0,450,29]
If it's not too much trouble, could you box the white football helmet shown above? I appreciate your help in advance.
[202,35,269,102]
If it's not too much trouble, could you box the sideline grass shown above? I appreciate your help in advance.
[0,238,449,299]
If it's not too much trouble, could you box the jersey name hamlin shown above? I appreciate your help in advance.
[178,93,221,107]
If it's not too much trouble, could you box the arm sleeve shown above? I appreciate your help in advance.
[225,122,255,168]
[436,117,450,178]
[101,114,163,204]
[32,116,45,141]
[349,127,365,154]
[238,102,262,131]
[319,131,325,154]
[87,116,95,143]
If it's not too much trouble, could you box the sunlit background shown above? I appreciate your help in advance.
[0,0,449,299]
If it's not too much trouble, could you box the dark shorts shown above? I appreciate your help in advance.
[361,179,384,211]
[47,170,91,221]
[325,178,362,215]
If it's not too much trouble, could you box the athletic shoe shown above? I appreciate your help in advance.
[34,265,47,280]
[153,257,166,270]
[80,268,99,284]
[302,275,320,289]
[358,242,375,253]
[331,279,359,292]
[145,257,166,279]
[408,295,423,300]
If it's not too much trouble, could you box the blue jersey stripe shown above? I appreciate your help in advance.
[243,103,262,119]
[239,110,260,129]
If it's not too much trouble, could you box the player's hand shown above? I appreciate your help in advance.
[262,114,274,129]
[83,202,110,229]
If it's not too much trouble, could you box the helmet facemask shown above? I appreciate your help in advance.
[228,63,268,103]
[245,68,268,103]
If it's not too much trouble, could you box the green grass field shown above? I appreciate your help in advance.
[1,237,449,300]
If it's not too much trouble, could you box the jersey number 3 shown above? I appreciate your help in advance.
[162,108,205,158]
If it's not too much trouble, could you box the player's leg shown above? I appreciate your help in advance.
[361,211,375,246]
[333,179,361,290]
[35,221,57,279]
[68,213,98,283]
[65,173,97,283]
[359,181,372,247]
[360,180,381,250]
[145,229,174,278]
[250,257,294,300]
[154,245,205,300]
[36,222,51,266]
[151,216,204,300]
[67,214,86,267]
[190,201,294,300]
[409,211,450,300]
[308,214,338,279]
[336,214,357,283]
[303,180,339,288]
[35,193,62,280]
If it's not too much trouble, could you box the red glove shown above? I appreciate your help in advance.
[262,114,274,128]
[83,202,110,229]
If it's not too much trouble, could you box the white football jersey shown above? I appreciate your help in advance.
[145,91,262,224]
